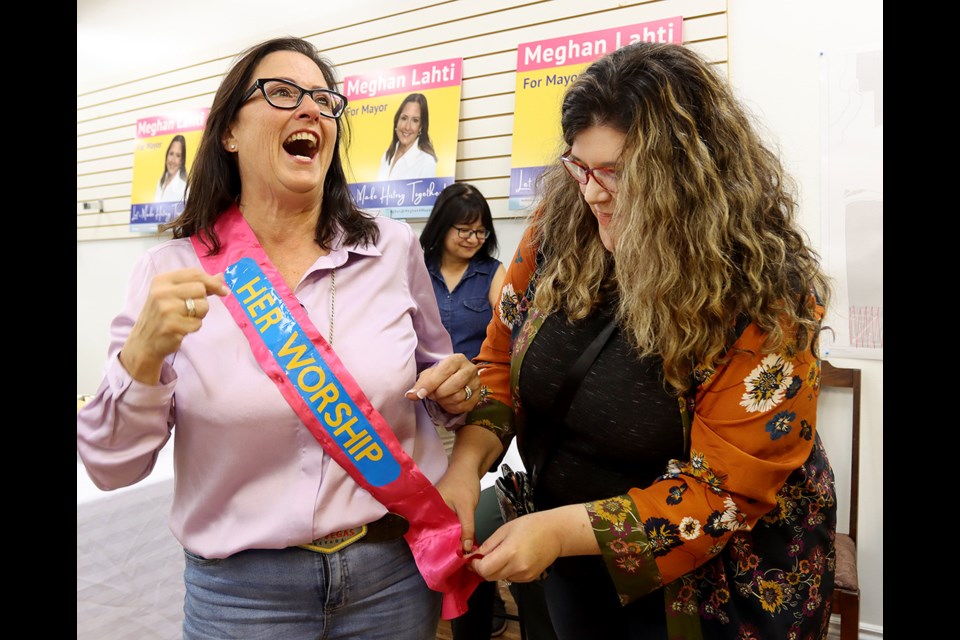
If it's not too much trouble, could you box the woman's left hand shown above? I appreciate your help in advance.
[467,511,565,583]
[468,505,599,582]
[405,354,481,413]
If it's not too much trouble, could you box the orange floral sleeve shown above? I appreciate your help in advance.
[587,317,824,603]
[464,225,539,449]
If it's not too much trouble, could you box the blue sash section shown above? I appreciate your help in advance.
[225,256,401,487]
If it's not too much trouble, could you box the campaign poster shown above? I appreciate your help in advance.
[509,17,683,211]
[342,58,462,220]
[129,108,209,232]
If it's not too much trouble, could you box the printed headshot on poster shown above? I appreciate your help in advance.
[342,58,463,220]
[129,108,209,232]
[509,17,683,211]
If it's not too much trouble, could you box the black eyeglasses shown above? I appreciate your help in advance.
[560,153,619,194]
[453,226,488,241]
[242,78,347,118]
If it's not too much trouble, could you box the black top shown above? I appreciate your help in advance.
[517,302,685,512]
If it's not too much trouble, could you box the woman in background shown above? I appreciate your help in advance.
[378,93,438,181]
[420,182,505,412]
[420,183,508,639]
[154,134,188,202]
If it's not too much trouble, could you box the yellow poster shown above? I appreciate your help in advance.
[510,18,682,210]
[342,58,462,219]
[129,109,209,232]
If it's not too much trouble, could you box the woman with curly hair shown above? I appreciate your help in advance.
[439,42,836,639]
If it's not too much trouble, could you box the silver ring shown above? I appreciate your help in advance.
[185,298,197,318]
[463,385,473,401]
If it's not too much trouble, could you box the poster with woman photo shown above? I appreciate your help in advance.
[129,108,209,232]
[342,58,462,220]
[509,17,682,211]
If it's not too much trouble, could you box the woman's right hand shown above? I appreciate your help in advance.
[437,461,483,553]
[436,424,504,553]
[119,268,229,385]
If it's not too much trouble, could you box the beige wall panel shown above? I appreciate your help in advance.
[77,180,133,199]
[77,167,133,189]
[456,176,511,200]
[313,1,560,64]
[459,114,514,140]
[77,153,132,174]
[459,93,516,120]
[457,156,510,181]
[77,210,134,229]
[685,38,728,63]
[78,76,224,126]
[458,136,513,161]
[461,73,515,101]
[77,121,136,142]
[77,151,132,175]
[463,51,520,77]
[77,224,160,243]
[681,11,728,43]
[76,198,132,219]
[78,58,233,106]
[77,138,136,164]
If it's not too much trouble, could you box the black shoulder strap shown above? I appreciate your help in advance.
[532,315,618,482]
[552,317,617,426]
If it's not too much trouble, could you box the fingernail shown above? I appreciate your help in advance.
[416,388,427,399]
[216,273,230,295]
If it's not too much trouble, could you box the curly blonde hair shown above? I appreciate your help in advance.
[532,43,829,393]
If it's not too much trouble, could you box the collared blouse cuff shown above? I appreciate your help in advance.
[423,399,467,431]
[106,352,178,407]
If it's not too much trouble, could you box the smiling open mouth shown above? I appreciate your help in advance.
[283,132,319,160]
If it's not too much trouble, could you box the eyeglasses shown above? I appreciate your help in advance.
[560,153,619,194]
[453,226,488,241]
[242,78,347,118]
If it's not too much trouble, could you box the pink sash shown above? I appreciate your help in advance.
[191,205,480,618]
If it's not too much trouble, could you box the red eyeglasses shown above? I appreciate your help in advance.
[560,153,619,194]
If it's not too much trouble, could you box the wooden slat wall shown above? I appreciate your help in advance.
[77,0,728,242]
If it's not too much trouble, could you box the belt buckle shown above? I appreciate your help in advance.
[300,525,368,554]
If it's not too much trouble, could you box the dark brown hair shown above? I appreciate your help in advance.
[419,182,498,264]
[163,36,377,253]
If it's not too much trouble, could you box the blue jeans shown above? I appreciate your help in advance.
[183,538,441,639]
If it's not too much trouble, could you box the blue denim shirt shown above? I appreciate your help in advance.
[426,255,502,360]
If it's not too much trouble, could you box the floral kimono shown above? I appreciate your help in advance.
[467,229,836,640]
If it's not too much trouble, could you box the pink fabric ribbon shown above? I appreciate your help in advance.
[191,206,481,618]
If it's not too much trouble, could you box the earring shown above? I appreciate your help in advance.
[230,144,236,150]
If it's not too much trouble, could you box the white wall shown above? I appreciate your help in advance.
[78,1,882,634]
[728,3,882,635]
